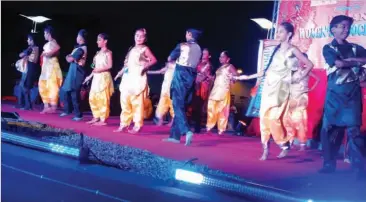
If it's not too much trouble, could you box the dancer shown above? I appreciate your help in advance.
[83,33,114,126]
[16,33,39,110]
[192,48,213,133]
[319,15,366,177]
[38,26,63,114]
[60,29,88,121]
[147,60,176,126]
[162,28,202,145]
[284,53,319,151]
[234,22,313,160]
[206,51,238,135]
[114,28,157,133]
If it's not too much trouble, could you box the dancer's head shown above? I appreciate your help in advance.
[97,33,109,48]
[27,33,35,46]
[276,22,294,43]
[219,51,231,64]
[330,15,353,41]
[186,28,202,41]
[135,28,147,45]
[77,29,87,45]
[44,26,54,41]
[202,48,211,61]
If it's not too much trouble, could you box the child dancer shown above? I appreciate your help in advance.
[38,26,63,114]
[162,28,202,146]
[284,53,319,151]
[234,22,313,160]
[206,51,238,135]
[16,33,39,110]
[83,33,114,126]
[319,15,366,178]
[114,28,157,134]
[147,61,176,126]
[60,29,88,121]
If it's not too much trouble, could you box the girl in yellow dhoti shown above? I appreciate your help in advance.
[83,33,114,126]
[235,22,313,160]
[284,53,318,151]
[39,26,63,114]
[147,61,176,126]
[114,28,157,133]
[206,51,238,135]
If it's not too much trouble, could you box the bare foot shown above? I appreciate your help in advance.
[92,121,107,126]
[185,131,194,146]
[86,118,99,124]
[40,108,49,114]
[259,149,268,161]
[162,138,180,143]
[113,126,127,133]
[277,150,288,159]
[128,127,141,134]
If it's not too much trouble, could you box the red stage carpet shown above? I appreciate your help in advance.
[2,103,365,200]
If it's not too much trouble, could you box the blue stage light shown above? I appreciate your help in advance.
[2,132,80,158]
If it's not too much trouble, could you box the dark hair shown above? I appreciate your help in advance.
[203,48,210,53]
[330,15,354,29]
[27,33,35,41]
[135,28,147,42]
[78,29,88,41]
[221,50,231,58]
[280,21,295,40]
[44,26,54,38]
[98,33,109,41]
[187,28,203,40]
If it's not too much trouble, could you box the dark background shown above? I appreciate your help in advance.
[1,1,273,96]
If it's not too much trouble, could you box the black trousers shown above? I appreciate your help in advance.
[63,90,82,118]
[170,65,197,140]
[18,86,32,110]
[321,117,364,170]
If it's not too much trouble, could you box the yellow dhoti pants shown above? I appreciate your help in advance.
[89,72,114,122]
[144,98,153,119]
[260,99,289,146]
[206,92,230,133]
[38,69,63,105]
[89,87,113,122]
[283,104,308,144]
[120,87,147,128]
[155,94,174,119]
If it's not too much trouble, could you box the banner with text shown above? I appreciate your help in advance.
[276,0,366,69]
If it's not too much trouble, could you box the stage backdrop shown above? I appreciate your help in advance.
[277,0,366,69]
[246,0,366,137]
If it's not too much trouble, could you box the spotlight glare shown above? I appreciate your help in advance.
[175,169,204,185]
[19,14,51,23]
[251,18,274,30]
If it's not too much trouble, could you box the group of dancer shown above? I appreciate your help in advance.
[15,15,365,177]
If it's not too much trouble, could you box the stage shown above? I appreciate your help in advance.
[1,103,366,201]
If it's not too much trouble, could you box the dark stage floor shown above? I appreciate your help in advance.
[2,103,366,201]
